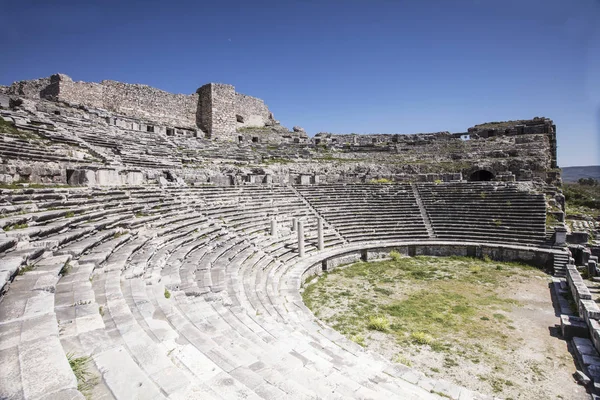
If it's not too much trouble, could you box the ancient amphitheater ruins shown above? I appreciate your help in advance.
[0,73,598,399]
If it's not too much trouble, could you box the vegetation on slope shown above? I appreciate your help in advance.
[0,118,44,140]
[563,178,600,217]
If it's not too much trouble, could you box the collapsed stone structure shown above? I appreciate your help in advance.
[3,73,278,138]
[0,73,558,187]
[2,73,594,399]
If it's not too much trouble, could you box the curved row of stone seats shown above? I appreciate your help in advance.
[3,104,184,169]
[163,186,346,250]
[1,112,108,165]
[59,191,369,397]
[0,134,93,164]
[0,253,87,399]
[417,182,546,246]
[89,215,449,398]
[295,183,430,242]
[0,187,173,292]
[1,184,496,399]
[0,186,204,399]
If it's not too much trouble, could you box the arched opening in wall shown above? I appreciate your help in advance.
[469,170,494,181]
[236,114,244,123]
[166,128,174,136]
[252,137,259,143]
[238,136,243,143]
[147,125,155,133]
[66,169,75,185]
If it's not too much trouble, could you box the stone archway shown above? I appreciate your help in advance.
[469,169,495,181]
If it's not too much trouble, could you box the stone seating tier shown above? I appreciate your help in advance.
[0,183,552,399]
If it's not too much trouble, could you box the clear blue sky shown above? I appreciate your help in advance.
[1,0,598,167]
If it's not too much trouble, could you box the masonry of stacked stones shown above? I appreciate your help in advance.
[0,73,597,399]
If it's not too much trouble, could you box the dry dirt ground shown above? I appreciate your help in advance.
[301,255,588,400]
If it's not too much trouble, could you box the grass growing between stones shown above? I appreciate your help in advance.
[67,353,98,399]
[301,255,552,397]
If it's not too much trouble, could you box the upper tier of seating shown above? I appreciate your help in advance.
[416,182,546,246]
[294,183,430,242]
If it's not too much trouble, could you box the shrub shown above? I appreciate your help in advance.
[411,331,434,345]
[469,265,482,274]
[367,316,390,331]
[164,288,171,299]
[369,178,393,184]
[389,250,401,262]
[351,335,366,347]
[394,353,412,366]
[60,261,72,275]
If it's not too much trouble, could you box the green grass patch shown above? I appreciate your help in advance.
[3,223,28,231]
[394,353,412,366]
[369,178,394,184]
[67,353,98,399]
[302,255,540,371]
[17,264,35,276]
[0,118,46,141]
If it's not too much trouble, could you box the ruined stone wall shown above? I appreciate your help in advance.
[197,83,237,139]
[6,74,277,137]
[100,80,197,128]
[7,77,51,98]
[196,84,213,136]
[235,93,271,127]
[41,74,103,108]
[39,74,198,128]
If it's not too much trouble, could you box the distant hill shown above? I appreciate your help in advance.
[561,165,600,183]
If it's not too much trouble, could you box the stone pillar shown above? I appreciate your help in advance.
[554,226,567,246]
[297,221,305,258]
[587,258,598,278]
[317,218,324,251]
[270,219,277,237]
[291,217,297,232]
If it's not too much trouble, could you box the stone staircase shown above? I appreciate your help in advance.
[553,252,569,278]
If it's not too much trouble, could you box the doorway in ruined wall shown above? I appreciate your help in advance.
[66,169,75,185]
[469,170,495,181]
